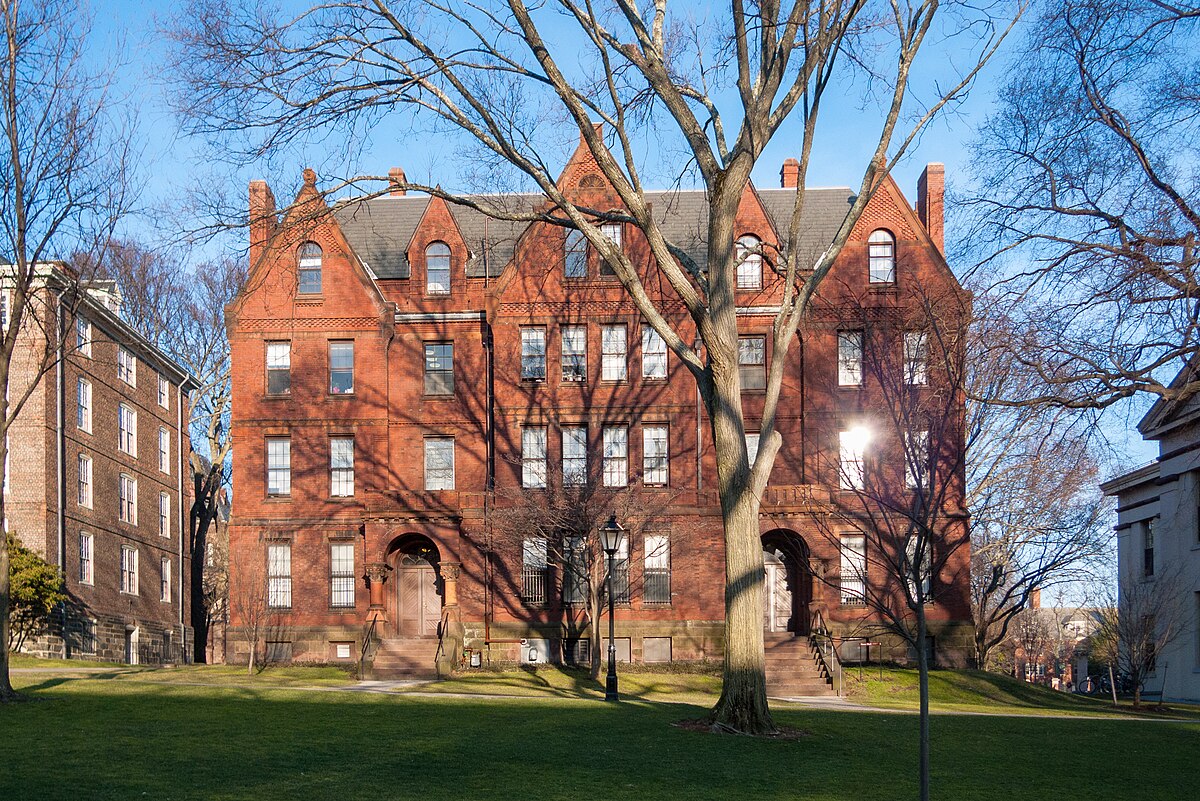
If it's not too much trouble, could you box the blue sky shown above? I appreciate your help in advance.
[94,0,1156,474]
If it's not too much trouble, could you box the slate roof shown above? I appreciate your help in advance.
[332,186,855,280]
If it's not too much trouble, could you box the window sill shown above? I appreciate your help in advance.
[329,495,356,502]
[328,607,357,613]
[521,377,546,384]
[327,392,356,398]
[423,394,455,400]
[296,294,324,301]
[263,393,291,400]
[264,496,292,502]
[119,591,139,597]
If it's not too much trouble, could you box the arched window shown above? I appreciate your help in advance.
[564,229,586,279]
[868,229,895,283]
[426,242,451,295]
[736,235,763,290]
[297,242,322,294]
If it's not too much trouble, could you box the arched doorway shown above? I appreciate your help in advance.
[387,535,444,637]
[761,530,813,635]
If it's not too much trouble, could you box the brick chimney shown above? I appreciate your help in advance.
[780,158,800,189]
[388,167,407,197]
[917,162,945,254]
[1030,588,1042,610]
[248,179,277,268]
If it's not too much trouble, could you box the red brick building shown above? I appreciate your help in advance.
[226,144,972,677]
[7,269,195,664]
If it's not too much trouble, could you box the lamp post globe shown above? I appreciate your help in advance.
[600,514,625,702]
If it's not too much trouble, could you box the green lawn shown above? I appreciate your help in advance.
[391,665,722,703]
[3,669,1198,801]
[844,666,1200,720]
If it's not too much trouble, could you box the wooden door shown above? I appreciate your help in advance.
[762,553,792,632]
[399,560,441,636]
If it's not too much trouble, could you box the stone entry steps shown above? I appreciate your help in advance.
[764,632,836,697]
[368,637,440,679]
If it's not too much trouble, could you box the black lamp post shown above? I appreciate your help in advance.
[600,513,625,702]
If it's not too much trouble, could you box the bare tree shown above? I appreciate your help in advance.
[77,239,245,662]
[808,284,971,800]
[966,299,1112,668]
[492,465,675,680]
[170,0,1018,733]
[963,0,1200,409]
[0,0,135,701]
[1091,570,1187,708]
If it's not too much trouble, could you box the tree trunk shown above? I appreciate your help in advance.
[589,584,601,681]
[917,611,931,801]
[0,521,14,700]
[708,473,774,733]
[190,469,218,663]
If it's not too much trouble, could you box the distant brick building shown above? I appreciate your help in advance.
[226,141,972,680]
[6,268,196,664]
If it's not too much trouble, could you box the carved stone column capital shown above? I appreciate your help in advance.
[364,562,392,583]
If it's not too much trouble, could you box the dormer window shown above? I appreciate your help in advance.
[298,242,322,294]
[426,242,451,295]
[736,235,763,290]
[868,229,895,283]
[564,230,586,279]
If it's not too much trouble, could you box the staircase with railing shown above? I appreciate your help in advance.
[807,609,844,697]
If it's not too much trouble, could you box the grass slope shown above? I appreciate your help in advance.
[845,667,1200,719]
[2,671,1198,801]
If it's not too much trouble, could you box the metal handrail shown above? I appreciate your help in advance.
[808,610,844,697]
[359,614,380,680]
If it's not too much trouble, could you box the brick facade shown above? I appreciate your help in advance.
[7,273,195,664]
[226,151,973,672]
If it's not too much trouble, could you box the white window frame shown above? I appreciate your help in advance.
[745,432,760,466]
[643,534,671,605]
[869,229,896,283]
[117,403,137,457]
[118,473,138,525]
[267,543,292,608]
[425,241,452,295]
[330,437,354,497]
[330,543,355,608]
[906,537,933,602]
[561,325,587,382]
[641,325,667,379]
[160,557,171,602]
[76,315,92,358]
[158,427,170,473]
[424,437,455,491]
[266,341,291,395]
[738,336,766,391]
[298,242,323,294]
[522,426,548,489]
[601,325,627,381]
[520,327,547,381]
[838,330,864,386]
[117,346,137,387]
[736,235,763,290]
[522,537,550,606]
[159,492,170,538]
[564,229,587,279]
[77,453,93,508]
[120,545,139,595]
[562,426,587,486]
[905,429,929,490]
[266,437,291,497]
[329,340,354,394]
[77,378,92,433]
[904,332,928,386]
[157,373,170,409]
[423,342,454,396]
[839,429,867,490]
[840,534,866,604]
[642,425,669,486]
[79,532,94,585]
[603,426,628,487]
